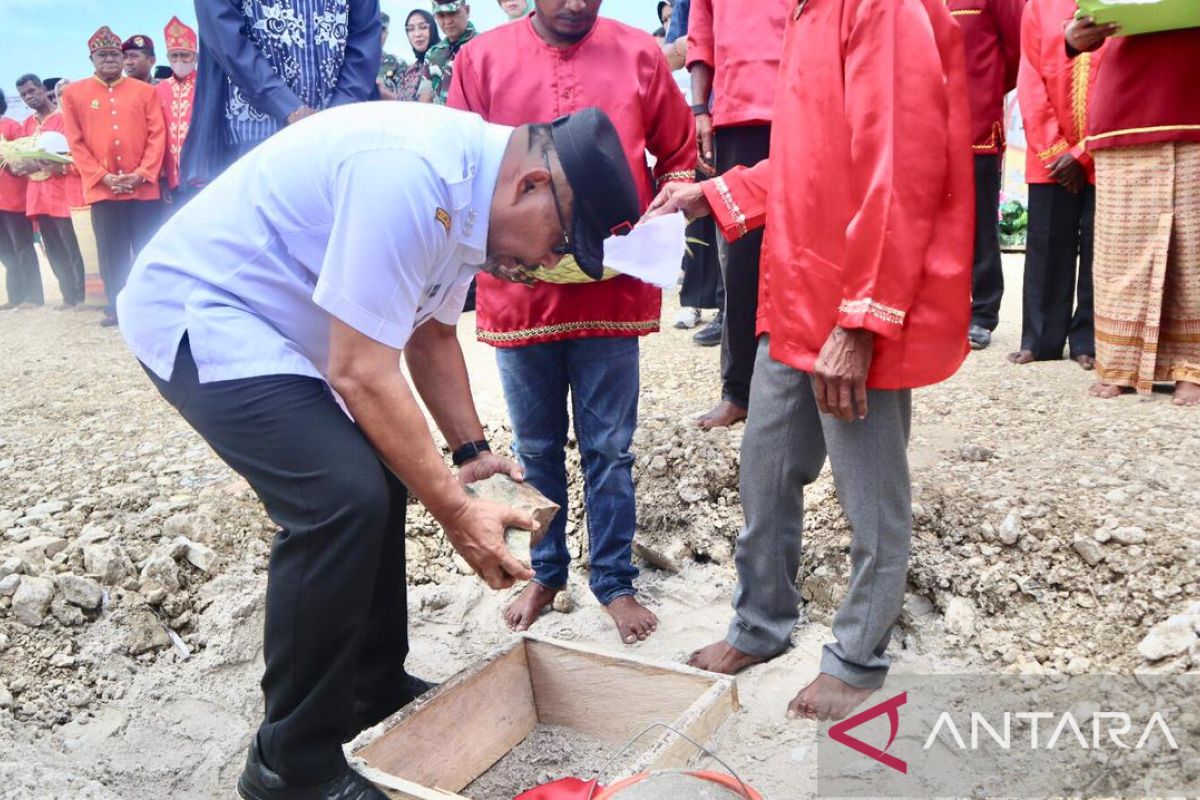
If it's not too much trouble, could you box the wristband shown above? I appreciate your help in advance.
[452,440,491,467]
[690,104,710,116]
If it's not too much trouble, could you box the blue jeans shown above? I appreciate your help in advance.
[496,337,641,605]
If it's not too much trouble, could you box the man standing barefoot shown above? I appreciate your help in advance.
[646,0,974,720]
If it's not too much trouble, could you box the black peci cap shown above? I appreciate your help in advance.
[549,107,640,280]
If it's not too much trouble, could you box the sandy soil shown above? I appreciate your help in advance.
[0,254,1196,799]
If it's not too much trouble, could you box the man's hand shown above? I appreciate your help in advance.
[696,112,715,175]
[1049,153,1086,193]
[1066,16,1118,53]
[813,326,875,421]
[376,78,399,101]
[287,105,317,125]
[643,181,712,222]
[457,450,525,486]
[441,497,536,589]
[102,173,132,194]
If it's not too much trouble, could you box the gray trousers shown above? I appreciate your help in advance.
[727,338,912,688]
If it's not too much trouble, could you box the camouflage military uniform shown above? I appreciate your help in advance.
[423,22,477,105]
[378,51,405,96]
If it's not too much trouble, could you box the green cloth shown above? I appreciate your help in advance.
[425,22,477,105]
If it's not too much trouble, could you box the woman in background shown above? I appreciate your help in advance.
[397,10,440,103]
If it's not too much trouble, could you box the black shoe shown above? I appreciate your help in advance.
[345,674,437,742]
[968,324,991,351]
[100,314,120,328]
[237,736,386,800]
[693,310,724,347]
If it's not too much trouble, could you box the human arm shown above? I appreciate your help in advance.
[444,45,484,114]
[330,0,384,106]
[193,0,307,124]
[994,0,1026,92]
[644,49,697,188]
[1016,0,1083,187]
[1065,16,1118,55]
[685,0,714,169]
[134,88,167,185]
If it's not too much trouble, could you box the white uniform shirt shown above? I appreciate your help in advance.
[119,103,512,383]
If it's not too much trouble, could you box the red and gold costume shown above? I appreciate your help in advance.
[155,16,198,190]
[1017,0,1107,183]
[447,15,694,346]
[702,0,974,390]
[0,118,26,215]
[22,111,85,218]
[60,26,166,206]
[946,0,1025,153]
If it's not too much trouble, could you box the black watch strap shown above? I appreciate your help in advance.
[690,103,710,116]
[452,439,491,467]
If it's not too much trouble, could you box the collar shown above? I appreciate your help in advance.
[460,121,514,261]
[92,74,126,88]
[524,13,601,53]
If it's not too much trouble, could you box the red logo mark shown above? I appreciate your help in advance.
[828,691,908,774]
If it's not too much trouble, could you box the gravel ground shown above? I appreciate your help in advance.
[0,254,1196,798]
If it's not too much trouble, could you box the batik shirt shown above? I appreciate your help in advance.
[423,23,477,105]
[224,0,351,145]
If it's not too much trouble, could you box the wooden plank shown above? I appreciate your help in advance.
[355,640,537,794]
[623,678,741,776]
[523,636,723,745]
[356,766,466,800]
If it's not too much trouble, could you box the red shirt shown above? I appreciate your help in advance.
[1087,29,1200,152]
[448,16,695,347]
[155,73,196,190]
[703,0,974,390]
[22,111,85,218]
[947,0,1025,154]
[0,118,27,214]
[60,75,165,204]
[685,0,791,129]
[1017,0,1107,184]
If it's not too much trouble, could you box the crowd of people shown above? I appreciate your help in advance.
[0,2,1196,797]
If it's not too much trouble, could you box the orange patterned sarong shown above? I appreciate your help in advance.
[1093,142,1200,392]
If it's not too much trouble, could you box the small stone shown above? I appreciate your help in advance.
[0,633,8,652]
[12,575,55,627]
[998,512,1022,546]
[1110,526,1147,545]
[958,444,994,462]
[678,484,706,504]
[1073,537,1105,566]
[25,501,67,517]
[182,540,219,574]
[162,513,219,543]
[1065,656,1092,675]
[125,608,170,655]
[0,574,20,596]
[50,594,84,626]
[139,554,181,596]
[56,574,103,610]
[648,455,668,475]
[944,596,978,636]
[0,682,12,709]
[1103,489,1129,505]
[1092,527,1112,543]
[83,543,132,585]
[0,557,26,580]
[1137,618,1197,661]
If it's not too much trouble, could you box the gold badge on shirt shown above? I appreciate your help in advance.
[435,208,452,234]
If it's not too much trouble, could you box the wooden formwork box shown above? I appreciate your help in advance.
[352,634,740,800]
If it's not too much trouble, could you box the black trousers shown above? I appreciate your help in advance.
[715,124,771,408]
[1020,183,1095,359]
[36,215,87,306]
[91,199,162,315]
[0,210,44,306]
[971,154,1004,331]
[144,337,411,783]
[679,207,723,310]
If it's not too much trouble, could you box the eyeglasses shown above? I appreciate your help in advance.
[541,148,571,257]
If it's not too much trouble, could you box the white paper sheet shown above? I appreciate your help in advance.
[602,212,689,289]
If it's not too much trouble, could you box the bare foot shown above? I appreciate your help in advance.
[1007,349,1034,364]
[686,640,766,674]
[605,595,658,644]
[787,673,876,721]
[1088,381,1128,399]
[1174,381,1200,407]
[1073,354,1096,371]
[503,582,559,632]
[695,400,747,429]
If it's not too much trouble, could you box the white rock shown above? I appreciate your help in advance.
[1137,618,1197,661]
[182,539,219,574]
[56,574,104,610]
[0,682,12,709]
[1103,489,1129,505]
[944,596,978,636]
[1073,537,1105,566]
[12,575,55,627]
[0,632,8,651]
[0,557,24,580]
[24,501,66,517]
[163,512,218,543]
[0,574,19,596]
[1110,526,1147,546]
[998,512,1022,546]
[139,554,181,595]
[83,543,132,585]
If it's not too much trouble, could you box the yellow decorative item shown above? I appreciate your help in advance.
[535,254,619,284]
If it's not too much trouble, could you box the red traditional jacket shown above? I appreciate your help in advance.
[1017,0,1107,184]
[60,75,165,205]
[684,0,791,129]
[154,72,196,190]
[22,111,85,219]
[448,15,695,347]
[946,0,1025,154]
[1087,28,1200,152]
[703,0,974,390]
[0,118,27,214]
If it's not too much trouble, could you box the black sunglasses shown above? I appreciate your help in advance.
[541,148,572,257]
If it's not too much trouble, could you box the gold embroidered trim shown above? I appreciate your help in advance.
[839,298,905,326]
[1038,140,1070,162]
[657,170,695,186]
[477,319,660,343]
[950,9,983,15]
[972,121,1004,152]
[712,176,747,237]
[1071,52,1091,145]
[1088,124,1200,144]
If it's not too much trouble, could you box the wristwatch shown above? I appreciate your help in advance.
[690,104,710,116]
[452,439,491,467]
